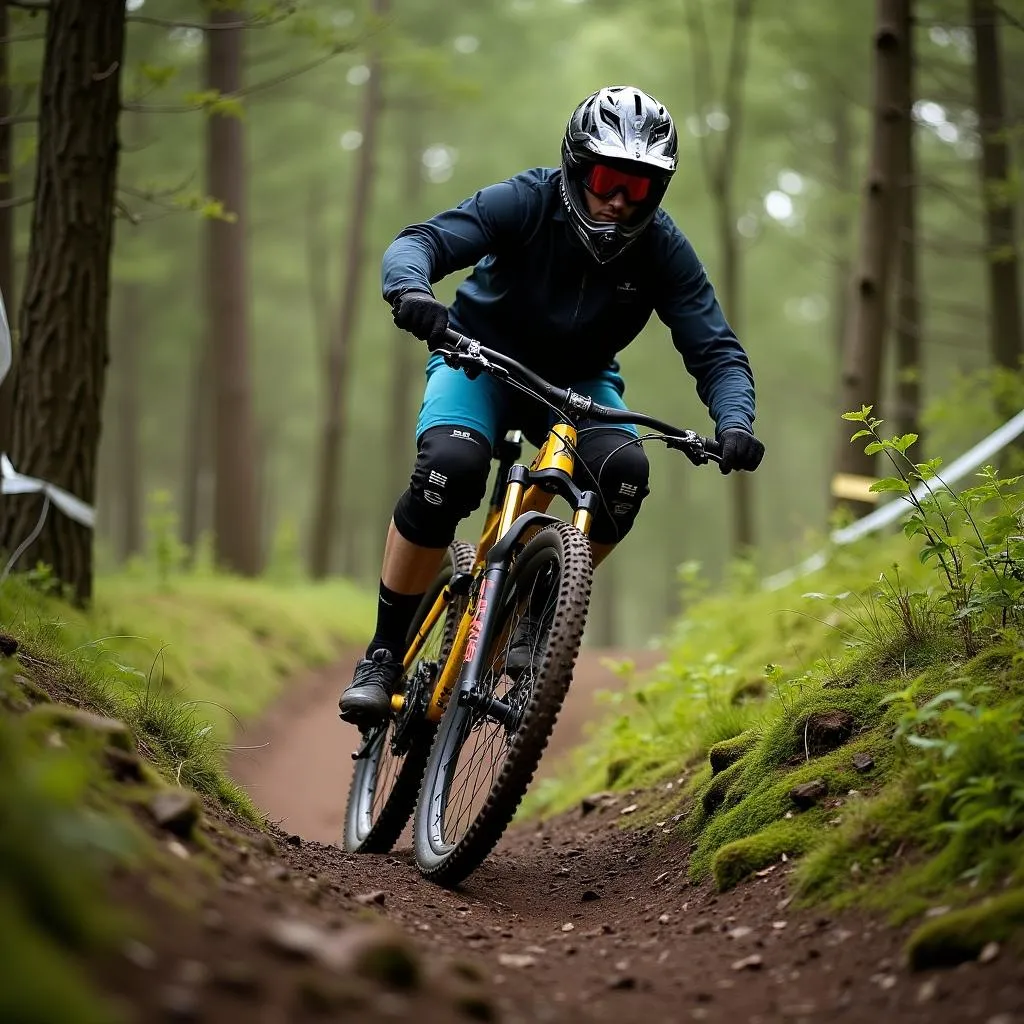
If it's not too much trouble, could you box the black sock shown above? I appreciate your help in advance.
[366,580,425,660]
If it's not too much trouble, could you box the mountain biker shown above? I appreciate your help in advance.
[339,84,765,726]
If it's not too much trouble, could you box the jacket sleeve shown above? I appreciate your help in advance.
[382,179,534,304]
[654,228,756,435]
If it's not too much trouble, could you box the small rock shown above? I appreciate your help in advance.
[159,984,200,1020]
[354,890,387,907]
[925,905,951,919]
[50,707,135,751]
[581,889,600,902]
[560,922,575,932]
[978,941,1000,964]
[872,973,897,990]
[658,913,671,925]
[731,955,763,971]
[772,921,788,930]
[148,789,201,838]
[122,938,157,969]
[689,918,713,935]
[917,978,939,1003]
[803,709,854,755]
[286,833,302,847]
[852,752,875,773]
[497,953,536,969]
[727,926,753,940]
[263,918,327,961]
[167,840,190,860]
[620,804,638,815]
[325,925,420,990]
[0,632,18,656]
[789,778,828,809]
[608,975,636,990]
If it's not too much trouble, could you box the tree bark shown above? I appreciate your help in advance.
[830,92,854,364]
[308,0,389,579]
[969,0,1022,386]
[893,0,922,445]
[387,107,423,504]
[0,0,125,602]
[204,5,262,575]
[685,0,757,554]
[0,0,16,454]
[832,0,907,515]
[113,282,142,561]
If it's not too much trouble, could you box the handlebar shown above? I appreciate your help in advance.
[436,328,722,465]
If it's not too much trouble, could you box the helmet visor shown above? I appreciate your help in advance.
[584,164,653,204]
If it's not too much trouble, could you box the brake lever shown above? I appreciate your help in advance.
[665,431,719,466]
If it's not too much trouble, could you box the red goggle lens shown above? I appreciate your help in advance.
[584,164,653,203]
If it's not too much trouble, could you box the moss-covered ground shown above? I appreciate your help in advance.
[528,466,1024,969]
[0,567,374,1022]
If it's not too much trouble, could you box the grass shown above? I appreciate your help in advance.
[528,456,1024,968]
[0,563,375,1021]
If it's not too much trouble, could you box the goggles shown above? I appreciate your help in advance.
[584,164,653,204]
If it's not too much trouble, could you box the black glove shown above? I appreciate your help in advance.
[716,427,765,475]
[392,290,449,349]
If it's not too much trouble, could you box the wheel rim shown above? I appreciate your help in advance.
[426,548,561,856]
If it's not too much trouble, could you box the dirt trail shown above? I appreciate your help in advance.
[223,656,1023,1023]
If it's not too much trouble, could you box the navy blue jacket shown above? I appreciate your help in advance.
[381,167,755,433]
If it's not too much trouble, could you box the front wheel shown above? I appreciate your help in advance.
[343,540,475,854]
[413,522,593,886]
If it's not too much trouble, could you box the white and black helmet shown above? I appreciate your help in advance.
[560,85,678,263]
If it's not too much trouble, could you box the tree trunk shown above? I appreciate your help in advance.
[969,0,1022,385]
[893,0,922,444]
[180,333,212,558]
[832,0,907,515]
[830,93,854,363]
[204,6,262,575]
[113,283,142,561]
[0,0,15,454]
[0,0,125,601]
[308,0,389,579]
[387,108,423,503]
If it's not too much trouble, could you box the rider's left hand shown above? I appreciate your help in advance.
[716,427,765,475]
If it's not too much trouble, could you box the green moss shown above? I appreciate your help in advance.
[708,730,758,775]
[905,889,1024,970]
[712,816,820,891]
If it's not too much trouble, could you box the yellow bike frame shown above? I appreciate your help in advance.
[392,421,594,723]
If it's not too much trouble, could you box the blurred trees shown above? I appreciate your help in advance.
[0,0,1019,635]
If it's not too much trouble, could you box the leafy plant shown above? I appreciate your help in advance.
[844,406,1024,653]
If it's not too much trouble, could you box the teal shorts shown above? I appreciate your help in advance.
[415,352,639,447]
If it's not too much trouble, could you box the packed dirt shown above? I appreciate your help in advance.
[99,652,1021,1022]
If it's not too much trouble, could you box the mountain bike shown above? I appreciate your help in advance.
[343,329,722,886]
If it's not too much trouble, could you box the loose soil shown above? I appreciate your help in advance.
[99,653,1021,1022]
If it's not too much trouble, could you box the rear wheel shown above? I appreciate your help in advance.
[343,541,475,853]
[413,522,592,886]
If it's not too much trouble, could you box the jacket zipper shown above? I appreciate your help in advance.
[573,272,588,325]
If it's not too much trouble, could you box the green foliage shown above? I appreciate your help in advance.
[905,889,1024,970]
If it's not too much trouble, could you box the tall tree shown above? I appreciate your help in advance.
[684,0,758,554]
[308,0,389,579]
[386,105,423,504]
[969,0,1022,387]
[112,282,143,561]
[0,0,126,601]
[832,0,908,515]
[204,5,262,575]
[0,0,15,454]
[893,0,922,444]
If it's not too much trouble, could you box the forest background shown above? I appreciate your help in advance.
[0,0,1021,646]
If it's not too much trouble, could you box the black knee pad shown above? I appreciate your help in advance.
[393,425,492,547]
[575,429,650,544]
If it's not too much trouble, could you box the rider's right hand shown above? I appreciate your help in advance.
[392,291,449,349]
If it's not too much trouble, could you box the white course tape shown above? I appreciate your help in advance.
[1,454,96,529]
[764,408,1024,591]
